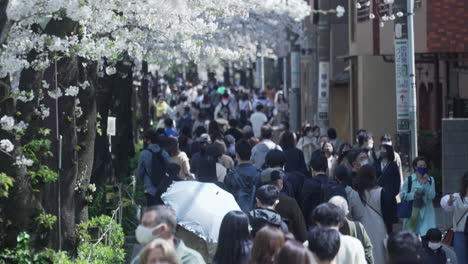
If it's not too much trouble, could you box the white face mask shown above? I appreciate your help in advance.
[367,142,374,150]
[428,242,441,250]
[382,141,392,146]
[360,159,369,167]
[135,223,163,245]
[307,132,314,138]
[326,147,334,153]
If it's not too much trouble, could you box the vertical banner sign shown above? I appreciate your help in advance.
[318,62,330,121]
[394,0,410,132]
[291,51,300,89]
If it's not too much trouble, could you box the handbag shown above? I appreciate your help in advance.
[397,175,413,218]
[442,201,468,246]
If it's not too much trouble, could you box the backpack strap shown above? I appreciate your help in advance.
[355,221,364,242]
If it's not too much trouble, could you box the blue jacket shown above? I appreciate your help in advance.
[137,144,170,196]
[224,163,261,213]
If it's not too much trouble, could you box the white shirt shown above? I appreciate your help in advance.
[250,111,268,138]
[335,235,367,264]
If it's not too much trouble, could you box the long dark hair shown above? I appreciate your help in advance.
[337,142,352,165]
[461,171,468,201]
[197,144,219,182]
[356,165,378,204]
[279,131,296,150]
[379,144,395,162]
[213,211,251,264]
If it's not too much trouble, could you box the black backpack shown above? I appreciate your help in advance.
[316,176,347,204]
[147,148,168,188]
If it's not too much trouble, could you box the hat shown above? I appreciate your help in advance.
[260,168,285,185]
[199,133,211,143]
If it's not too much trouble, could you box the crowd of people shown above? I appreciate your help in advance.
[132,78,468,264]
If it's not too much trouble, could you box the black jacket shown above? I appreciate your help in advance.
[283,147,309,176]
[376,161,401,198]
[249,208,289,236]
[276,194,308,242]
[301,174,347,224]
[420,245,447,264]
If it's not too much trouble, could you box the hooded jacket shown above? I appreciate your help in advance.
[249,208,289,236]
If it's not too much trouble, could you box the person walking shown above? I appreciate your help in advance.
[380,134,403,189]
[260,166,308,242]
[249,185,289,236]
[165,136,194,181]
[138,239,181,264]
[352,165,395,264]
[376,144,401,198]
[329,196,374,264]
[296,125,320,166]
[276,240,314,264]
[327,128,342,151]
[440,171,468,264]
[401,157,436,236]
[224,140,262,213]
[322,141,338,179]
[279,131,308,176]
[247,226,285,264]
[274,92,288,123]
[137,130,171,206]
[250,104,268,138]
[212,211,253,264]
[309,203,367,264]
[308,227,341,264]
[250,125,282,169]
[131,205,205,264]
[357,132,377,166]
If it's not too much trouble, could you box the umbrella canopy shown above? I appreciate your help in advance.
[161,181,240,243]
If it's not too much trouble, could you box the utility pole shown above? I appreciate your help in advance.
[290,45,301,132]
[394,0,418,166]
[317,0,331,132]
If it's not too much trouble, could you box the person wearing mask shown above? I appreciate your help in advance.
[328,196,374,264]
[225,119,243,142]
[250,125,282,169]
[327,128,342,151]
[380,134,403,185]
[260,165,308,242]
[205,144,228,183]
[164,118,179,137]
[212,211,252,264]
[322,141,338,179]
[297,125,321,165]
[249,185,289,236]
[177,106,194,132]
[401,157,436,236]
[224,140,261,213]
[138,239,181,264]
[357,132,377,166]
[346,148,370,187]
[155,95,170,120]
[189,133,211,174]
[336,143,353,172]
[253,90,273,112]
[131,205,205,264]
[213,139,234,169]
[420,228,447,264]
[279,131,308,176]
[440,171,468,264]
[262,149,296,198]
[274,92,288,123]
[250,104,268,138]
[165,136,194,181]
[301,152,346,224]
[376,144,401,200]
[309,203,367,264]
[333,165,361,221]
[352,165,396,264]
[276,240,314,264]
[137,130,171,206]
[387,230,422,264]
[247,226,285,264]
[192,113,208,135]
[308,227,341,264]
[239,93,253,115]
